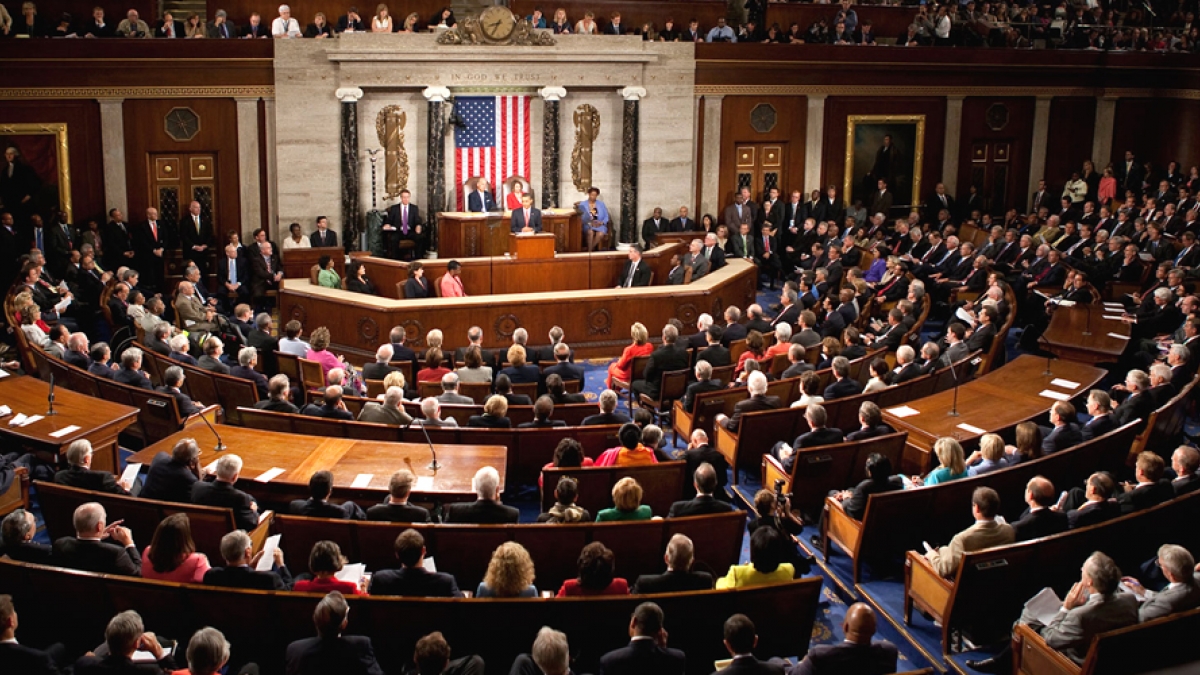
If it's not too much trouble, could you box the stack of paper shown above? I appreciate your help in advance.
[335,563,367,587]
[256,534,282,571]
[887,405,920,418]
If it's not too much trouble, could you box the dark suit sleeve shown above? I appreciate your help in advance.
[116,544,142,576]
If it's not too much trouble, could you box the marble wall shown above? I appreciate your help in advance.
[274,34,696,247]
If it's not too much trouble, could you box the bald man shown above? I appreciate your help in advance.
[789,603,897,675]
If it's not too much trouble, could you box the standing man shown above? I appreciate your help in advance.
[310,215,338,248]
[133,207,167,293]
[510,193,543,233]
[723,192,753,232]
[178,200,213,278]
[250,241,283,310]
[383,189,424,259]
[102,208,135,272]
[669,206,692,232]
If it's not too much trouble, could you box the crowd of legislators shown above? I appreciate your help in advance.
[2,0,1199,51]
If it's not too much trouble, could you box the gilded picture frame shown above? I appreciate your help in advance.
[0,122,72,223]
[844,115,924,214]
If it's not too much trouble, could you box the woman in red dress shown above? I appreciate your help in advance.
[505,180,527,211]
[606,322,652,389]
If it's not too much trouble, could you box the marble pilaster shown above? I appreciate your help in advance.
[1027,96,1053,208]
[942,96,965,196]
[1092,96,1117,169]
[263,97,279,238]
[424,86,450,253]
[234,97,263,239]
[619,87,645,246]
[97,97,128,217]
[539,87,566,210]
[804,95,827,194]
[700,95,723,218]
[337,87,364,251]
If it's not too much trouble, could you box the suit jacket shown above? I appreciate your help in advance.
[301,403,355,420]
[206,19,238,37]
[230,365,269,399]
[217,254,250,291]
[468,414,512,428]
[841,476,904,521]
[668,216,694,232]
[88,361,117,380]
[772,305,801,329]
[1041,422,1083,454]
[366,501,431,523]
[52,537,140,576]
[2,539,53,565]
[1078,414,1116,443]
[285,635,385,675]
[823,377,863,400]
[632,569,713,594]
[358,402,413,426]
[667,495,734,518]
[1067,500,1122,529]
[723,203,755,230]
[178,212,214,254]
[74,652,176,674]
[722,322,748,345]
[204,564,292,590]
[789,641,898,675]
[682,252,710,280]
[544,361,586,382]
[139,452,199,503]
[250,251,282,297]
[715,656,785,675]
[723,395,782,431]
[310,229,338,248]
[197,355,230,376]
[290,497,366,520]
[599,639,686,675]
[191,480,259,531]
[641,217,667,245]
[729,232,762,261]
[155,19,185,37]
[1174,473,1200,496]
[702,244,727,271]
[581,411,633,426]
[617,259,653,287]
[0,642,59,675]
[368,565,462,597]
[467,190,497,213]
[1139,577,1200,622]
[155,385,202,417]
[868,190,894,216]
[511,207,543,233]
[1116,480,1174,514]
[697,345,732,367]
[443,499,519,524]
[53,465,127,495]
[1037,593,1139,664]
[819,308,846,339]
[925,519,1015,577]
[640,344,690,396]
[1012,507,1069,541]
[1113,391,1154,430]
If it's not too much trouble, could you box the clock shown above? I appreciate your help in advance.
[479,6,517,42]
[165,107,200,142]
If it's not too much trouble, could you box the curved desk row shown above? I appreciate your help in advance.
[279,258,757,359]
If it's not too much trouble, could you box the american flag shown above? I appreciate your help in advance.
[454,95,531,210]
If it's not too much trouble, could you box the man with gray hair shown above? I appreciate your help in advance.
[443,466,518,523]
[683,238,711,280]
[64,331,90,369]
[1112,368,1154,431]
[668,462,735,517]
[287,592,384,674]
[687,313,714,350]
[181,626,259,675]
[230,346,269,398]
[1121,544,1200,622]
[301,385,354,420]
[824,355,864,400]
[198,336,231,375]
[114,346,153,389]
[204,529,291,590]
[54,439,131,494]
[271,3,302,36]
[207,9,238,38]
[168,333,197,365]
[510,626,572,675]
[157,365,204,416]
[892,345,922,384]
[51,502,140,575]
[1,509,51,564]
[631,534,714,594]
[140,437,204,503]
[145,320,173,356]
[681,360,724,413]
[581,389,632,426]
[543,341,584,385]
[191,454,260,531]
[362,344,398,382]
[417,397,458,427]
[716,370,780,431]
[437,372,474,405]
[73,610,177,672]
[254,374,300,413]
[633,323,690,400]
[359,386,413,426]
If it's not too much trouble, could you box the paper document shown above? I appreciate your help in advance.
[1103,303,1124,309]
[956,423,986,435]
[202,460,218,475]
[1038,389,1071,401]
[8,413,27,426]
[0,405,9,416]
[1106,332,1131,340]
[1050,378,1080,389]
[335,563,366,587]
[423,556,437,573]
[119,463,142,488]
[1119,581,1147,602]
[1102,315,1124,321]
[19,414,43,427]
[416,475,435,491]
[1024,587,1064,626]
[1054,299,1075,307]
[255,534,282,571]
[955,307,977,325]
[922,541,935,554]
[132,643,174,664]
[887,405,920,418]
[351,473,373,488]
[0,369,8,378]
[254,467,286,483]
[49,425,81,438]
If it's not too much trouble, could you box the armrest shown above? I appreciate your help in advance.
[1013,623,1081,675]
[762,454,789,496]
[904,549,954,627]
[0,466,30,517]
[715,423,738,466]
[823,495,862,561]
[185,404,223,426]
[247,510,275,554]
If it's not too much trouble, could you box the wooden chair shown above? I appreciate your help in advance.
[417,380,442,399]
[510,381,538,401]
[459,381,493,405]
[430,275,443,297]
[365,378,386,398]
[275,350,302,384]
[637,368,690,429]
[298,357,325,390]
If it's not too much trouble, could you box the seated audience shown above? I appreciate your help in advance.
[358,385,413,425]
[362,344,398,381]
[597,477,653,522]
[366,469,431,523]
[791,603,898,675]
[1172,445,1200,495]
[1116,451,1174,514]
[1040,401,1083,454]
[924,487,1015,578]
[301,385,354,420]
[828,452,904,521]
[73,610,178,674]
[500,344,540,384]
[53,438,131,494]
[285,592,384,674]
[715,614,786,675]
[1011,476,1069,541]
[916,437,969,486]
[538,476,591,523]
[51,502,140,576]
[468,394,512,428]
[667,463,734,517]
[368,529,462,598]
[140,512,211,583]
[495,374,532,406]
[289,470,366,520]
[509,627,571,675]
[204,529,292,590]
[1120,544,1200,622]
[598,602,685,675]
[582,388,632,425]
[519,395,567,428]
[632,534,714,594]
[606,322,653,389]
[456,345,493,383]
[191,454,260,531]
[476,542,538,597]
[716,371,780,430]
[293,540,365,595]
[437,372,474,405]
[716,527,795,589]
[774,404,844,472]
[1,509,52,564]
[410,631,483,675]
[417,347,452,383]
[417,397,458,427]
[596,423,658,466]
[157,365,205,416]
[178,626,259,675]
[444,466,519,523]
[557,541,630,597]
[254,373,300,413]
[1064,472,1121,529]
[966,432,1015,477]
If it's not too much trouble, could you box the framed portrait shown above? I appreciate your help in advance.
[843,115,925,214]
[0,122,72,224]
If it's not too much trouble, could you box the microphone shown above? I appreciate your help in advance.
[196,409,226,452]
[46,373,57,416]
[407,415,440,471]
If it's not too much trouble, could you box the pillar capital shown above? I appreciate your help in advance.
[619,86,647,102]
[538,86,567,102]
[422,86,451,103]
[335,87,365,103]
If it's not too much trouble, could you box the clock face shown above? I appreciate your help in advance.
[165,107,200,142]
[479,6,516,41]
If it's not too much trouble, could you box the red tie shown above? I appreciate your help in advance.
[524,209,530,224]
[150,222,157,241]
[763,236,770,254]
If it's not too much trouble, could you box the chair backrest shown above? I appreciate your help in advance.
[309,264,320,285]
[129,386,187,445]
[510,381,538,401]
[431,275,444,297]
[365,378,386,398]
[459,381,493,405]
[540,461,689,516]
[298,357,325,390]
[728,338,749,363]
[274,350,301,383]
[417,380,442,399]
[654,369,690,404]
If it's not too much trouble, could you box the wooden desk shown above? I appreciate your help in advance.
[281,258,756,360]
[439,210,582,258]
[0,375,138,473]
[881,356,1107,473]
[281,246,345,280]
[127,420,507,507]
[510,232,555,259]
[1042,305,1132,364]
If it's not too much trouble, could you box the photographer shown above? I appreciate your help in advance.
[748,488,811,576]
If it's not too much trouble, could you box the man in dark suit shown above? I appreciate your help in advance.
[206,9,237,37]
[1117,452,1175,514]
[1012,476,1069,542]
[599,602,686,675]
[543,343,585,385]
[1115,150,1145,194]
[616,245,653,288]
[100,209,136,271]
[582,389,633,426]
[632,324,690,400]
[745,304,773,335]
[44,213,75,280]
[825,453,904,522]
[716,372,780,432]
[290,470,366,520]
[681,361,724,412]
[632,534,714,594]
[790,603,898,675]
[1039,401,1083,454]
[310,216,338,248]
[217,242,251,309]
[1079,391,1117,441]
[723,194,755,234]
[156,365,204,417]
[178,200,214,277]
[368,529,462,597]
[132,207,168,293]
[466,178,497,213]
[813,185,844,225]
[1112,370,1155,432]
[191,454,260,531]
[301,386,355,420]
[366,470,431,522]
[667,463,735,517]
[383,191,426,259]
[0,595,62,675]
[1030,179,1055,214]
[249,240,283,306]
[88,343,118,380]
[510,194,543,233]
[776,404,844,473]
[823,357,864,400]
[204,529,292,590]
[138,439,203,504]
[1067,473,1122,529]
[1172,446,1200,496]
[285,591,386,675]
[51,502,140,576]
[71,607,179,674]
[722,306,748,345]
[54,440,131,494]
[668,206,694,233]
[640,207,667,246]
[443,467,519,523]
[697,326,732,367]
[712,614,786,675]
[230,347,270,399]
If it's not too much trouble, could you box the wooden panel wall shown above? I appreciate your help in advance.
[1111,98,1200,177]
[121,99,245,239]
[956,96,1035,214]
[715,95,807,214]
[0,100,106,227]
[1043,97,1097,192]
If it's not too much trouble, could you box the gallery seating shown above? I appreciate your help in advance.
[539,461,688,517]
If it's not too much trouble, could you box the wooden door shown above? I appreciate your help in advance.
[149,153,217,286]
[968,141,1015,216]
[734,144,786,203]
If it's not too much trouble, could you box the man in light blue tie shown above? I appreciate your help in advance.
[219,242,250,311]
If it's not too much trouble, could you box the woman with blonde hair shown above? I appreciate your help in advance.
[550,7,570,33]
[574,10,597,34]
[469,394,511,428]
[966,433,1012,477]
[918,437,968,486]
[400,12,418,32]
[596,476,652,521]
[371,3,393,32]
[380,370,410,399]
[499,344,539,384]
[606,322,652,388]
[476,541,537,597]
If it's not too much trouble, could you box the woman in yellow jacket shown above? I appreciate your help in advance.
[716,527,795,589]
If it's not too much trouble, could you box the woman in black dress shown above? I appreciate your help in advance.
[404,261,430,298]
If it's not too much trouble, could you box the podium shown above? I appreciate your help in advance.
[510,232,555,259]
[438,212,508,258]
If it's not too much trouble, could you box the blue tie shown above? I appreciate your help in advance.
[35,229,43,252]
[230,260,237,284]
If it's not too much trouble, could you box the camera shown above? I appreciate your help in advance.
[773,478,788,507]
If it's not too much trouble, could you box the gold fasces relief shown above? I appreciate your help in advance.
[571,104,600,193]
[375,105,409,200]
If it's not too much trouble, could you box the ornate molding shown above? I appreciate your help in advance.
[587,309,612,336]
[357,317,380,345]
[538,86,567,101]
[400,319,425,347]
[494,314,520,339]
[693,84,1200,100]
[620,86,647,101]
[422,86,451,103]
[336,87,365,103]
[0,86,275,100]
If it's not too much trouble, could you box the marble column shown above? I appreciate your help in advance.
[97,97,128,217]
[804,95,827,194]
[424,86,451,254]
[1092,96,1118,168]
[700,95,723,218]
[1027,96,1053,208]
[539,87,566,209]
[263,97,279,239]
[942,96,965,195]
[234,97,263,239]
[619,86,646,247]
[336,87,364,251]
